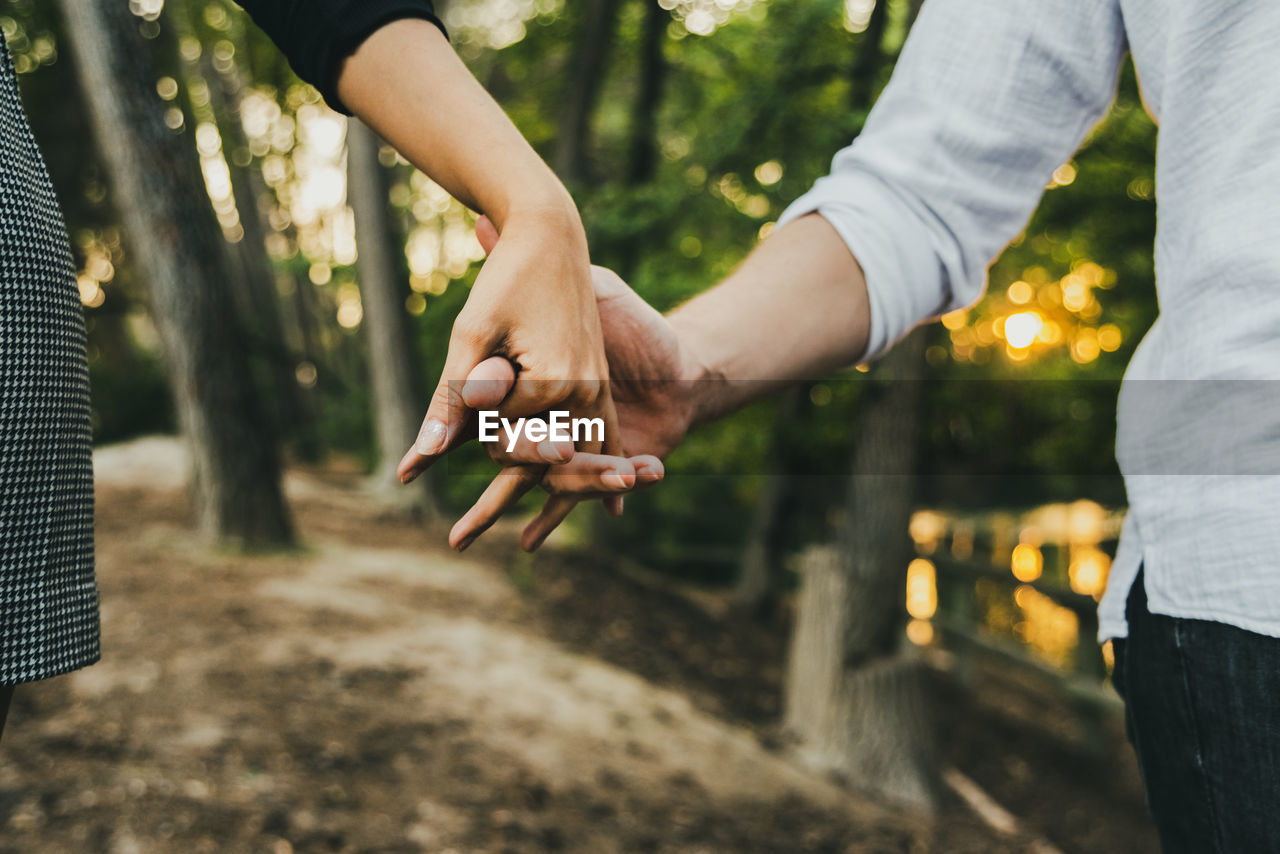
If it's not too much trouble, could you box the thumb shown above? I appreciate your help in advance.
[476,215,499,255]
[461,355,517,410]
[397,336,490,484]
[590,265,631,300]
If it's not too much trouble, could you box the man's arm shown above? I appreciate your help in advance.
[656,0,1132,424]
[777,0,1129,362]
[435,0,1134,549]
[668,213,871,424]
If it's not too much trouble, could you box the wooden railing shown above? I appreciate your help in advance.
[906,504,1125,752]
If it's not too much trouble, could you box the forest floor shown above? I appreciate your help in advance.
[1,438,1158,854]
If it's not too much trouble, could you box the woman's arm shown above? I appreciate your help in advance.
[338,20,618,466]
[236,5,619,468]
[336,21,577,234]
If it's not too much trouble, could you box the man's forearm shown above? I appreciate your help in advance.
[336,19,583,241]
[668,213,871,425]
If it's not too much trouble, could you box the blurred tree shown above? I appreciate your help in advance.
[733,387,803,615]
[733,0,904,617]
[786,330,936,810]
[553,0,622,183]
[181,7,308,447]
[625,0,667,186]
[347,119,435,510]
[57,0,294,547]
[779,4,939,808]
[847,0,889,110]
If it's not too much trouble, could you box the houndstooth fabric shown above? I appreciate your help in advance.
[0,33,98,685]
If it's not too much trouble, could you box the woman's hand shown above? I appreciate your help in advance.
[396,212,623,483]
[335,19,622,475]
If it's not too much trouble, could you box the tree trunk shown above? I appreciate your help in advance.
[196,40,306,443]
[626,0,668,186]
[58,0,294,548]
[285,268,324,461]
[613,0,669,279]
[784,330,936,810]
[849,0,891,111]
[735,473,788,613]
[552,0,622,183]
[733,388,803,615]
[346,120,434,511]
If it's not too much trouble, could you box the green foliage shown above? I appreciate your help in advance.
[86,345,174,443]
[7,0,1158,574]
[491,2,1155,567]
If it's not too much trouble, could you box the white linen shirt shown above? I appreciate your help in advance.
[778,0,1280,641]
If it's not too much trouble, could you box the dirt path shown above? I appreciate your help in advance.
[0,438,1148,853]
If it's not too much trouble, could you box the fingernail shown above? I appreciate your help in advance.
[603,470,629,490]
[455,534,476,552]
[538,440,571,463]
[637,463,663,480]
[415,419,448,455]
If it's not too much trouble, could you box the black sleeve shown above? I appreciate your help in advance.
[235,0,446,114]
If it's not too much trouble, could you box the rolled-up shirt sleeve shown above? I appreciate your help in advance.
[778,0,1127,360]
[235,0,446,114]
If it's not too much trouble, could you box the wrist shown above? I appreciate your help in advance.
[669,320,725,430]
[487,183,585,245]
[492,205,590,285]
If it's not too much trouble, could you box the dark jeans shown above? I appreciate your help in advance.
[1112,570,1280,853]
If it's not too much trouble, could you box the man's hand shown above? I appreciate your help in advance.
[402,212,871,552]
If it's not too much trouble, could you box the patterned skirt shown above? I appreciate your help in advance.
[0,33,98,685]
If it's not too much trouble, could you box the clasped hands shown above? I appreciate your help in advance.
[396,215,700,552]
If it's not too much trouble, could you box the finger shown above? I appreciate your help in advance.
[587,392,626,518]
[498,376,581,420]
[549,454,664,496]
[463,360,576,465]
[465,357,578,464]
[398,214,510,485]
[449,465,544,551]
[468,375,576,465]
[521,495,578,552]
[597,457,665,511]
[476,215,499,254]
[630,456,665,487]
[540,453,643,495]
[594,387,623,455]
[516,458,630,553]
[596,456,665,520]
[461,356,517,410]
[397,416,482,483]
[523,456,664,551]
[481,430,576,466]
[398,333,493,485]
